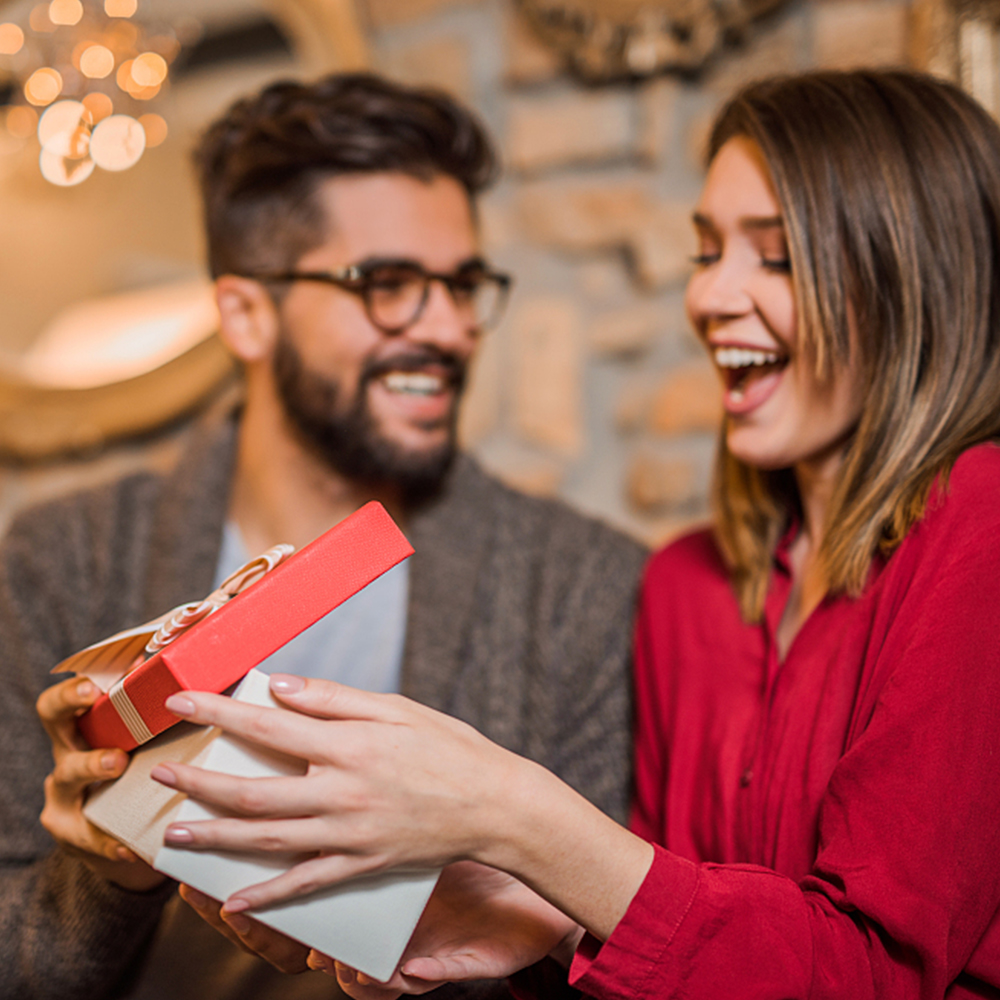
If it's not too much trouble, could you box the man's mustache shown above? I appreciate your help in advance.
[360,348,467,392]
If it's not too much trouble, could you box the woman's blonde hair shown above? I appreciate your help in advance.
[707,71,1000,621]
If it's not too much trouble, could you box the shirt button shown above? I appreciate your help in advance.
[740,768,753,787]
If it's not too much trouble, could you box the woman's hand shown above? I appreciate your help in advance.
[311,862,581,998]
[151,673,655,941]
[150,675,528,907]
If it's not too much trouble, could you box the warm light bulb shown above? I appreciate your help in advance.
[38,100,90,150]
[138,112,166,147]
[40,148,95,185]
[0,23,25,55]
[90,113,145,170]
[80,44,115,79]
[25,68,64,107]
[131,51,167,87]
[48,0,84,26]
[105,0,138,17]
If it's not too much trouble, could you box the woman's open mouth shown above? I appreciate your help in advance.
[713,345,788,409]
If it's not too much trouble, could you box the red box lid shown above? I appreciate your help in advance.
[77,502,413,751]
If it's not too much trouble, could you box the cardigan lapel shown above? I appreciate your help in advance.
[401,456,497,712]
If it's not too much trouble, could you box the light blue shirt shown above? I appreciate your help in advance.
[212,521,409,694]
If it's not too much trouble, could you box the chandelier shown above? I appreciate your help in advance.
[0,0,186,186]
[516,0,792,80]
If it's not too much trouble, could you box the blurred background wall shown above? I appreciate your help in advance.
[0,0,985,543]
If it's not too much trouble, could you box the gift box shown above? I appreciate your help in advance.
[63,501,413,751]
[84,668,441,982]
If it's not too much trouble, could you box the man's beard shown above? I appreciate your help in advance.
[273,333,466,507]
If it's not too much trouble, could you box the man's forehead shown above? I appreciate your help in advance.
[302,171,479,268]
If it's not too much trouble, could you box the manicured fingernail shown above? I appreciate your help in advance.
[165,694,196,717]
[164,824,193,844]
[150,765,177,786]
[101,751,120,771]
[222,897,249,914]
[225,912,251,934]
[184,887,208,909]
[77,680,95,699]
[270,674,304,694]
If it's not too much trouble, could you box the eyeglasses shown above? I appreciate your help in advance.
[244,258,513,336]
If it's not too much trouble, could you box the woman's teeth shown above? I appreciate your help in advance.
[382,372,445,396]
[713,347,781,369]
[713,346,784,403]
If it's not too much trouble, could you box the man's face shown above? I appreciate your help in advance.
[271,172,482,501]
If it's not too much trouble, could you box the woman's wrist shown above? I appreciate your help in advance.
[469,754,562,874]
[475,756,655,943]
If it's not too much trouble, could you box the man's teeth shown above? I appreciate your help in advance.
[714,347,781,369]
[382,372,445,396]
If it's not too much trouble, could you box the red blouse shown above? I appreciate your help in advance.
[570,444,1000,999]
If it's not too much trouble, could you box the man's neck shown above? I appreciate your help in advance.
[229,398,404,555]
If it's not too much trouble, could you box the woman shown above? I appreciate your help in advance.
[151,70,1000,998]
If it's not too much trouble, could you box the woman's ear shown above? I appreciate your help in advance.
[214,276,280,363]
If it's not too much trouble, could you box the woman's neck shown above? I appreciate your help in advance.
[774,448,846,659]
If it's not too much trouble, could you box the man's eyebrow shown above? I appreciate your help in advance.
[353,254,488,272]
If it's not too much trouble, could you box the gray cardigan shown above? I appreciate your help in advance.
[0,414,647,1000]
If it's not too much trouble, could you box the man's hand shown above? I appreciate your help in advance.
[306,862,579,998]
[179,884,311,973]
[36,676,165,891]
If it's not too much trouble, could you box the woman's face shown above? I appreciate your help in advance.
[685,136,863,474]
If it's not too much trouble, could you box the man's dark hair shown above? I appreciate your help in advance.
[194,72,499,278]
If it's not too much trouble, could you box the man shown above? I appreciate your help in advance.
[0,74,646,1000]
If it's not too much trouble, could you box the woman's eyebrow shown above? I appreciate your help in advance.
[691,212,784,233]
[691,211,716,231]
[741,215,785,231]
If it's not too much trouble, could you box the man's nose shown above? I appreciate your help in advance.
[404,278,477,354]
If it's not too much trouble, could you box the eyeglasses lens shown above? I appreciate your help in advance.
[364,265,507,333]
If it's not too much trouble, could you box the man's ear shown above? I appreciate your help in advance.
[214,276,280,363]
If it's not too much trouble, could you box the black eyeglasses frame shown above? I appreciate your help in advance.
[240,259,513,336]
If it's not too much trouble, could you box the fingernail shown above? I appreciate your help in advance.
[312,953,337,976]
[165,694,196,717]
[184,887,208,909]
[222,897,249,914]
[356,973,372,986]
[333,961,355,981]
[150,765,177,786]
[225,912,251,934]
[101,751,120,771]
[76,680,95,699]
[270,674,304,695]
[164,825,193,844]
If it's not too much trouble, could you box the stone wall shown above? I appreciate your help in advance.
[362,0,914,545]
